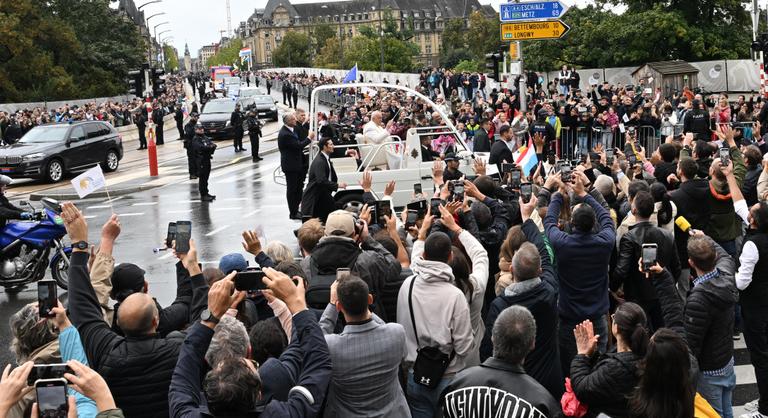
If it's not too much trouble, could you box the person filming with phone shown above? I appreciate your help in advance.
[60,203,207,417]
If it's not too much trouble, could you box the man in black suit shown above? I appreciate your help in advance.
[134,110,147,150]
[300,137,347,222]
[473,119,491,152]
[230,104,246,152]
[278,112,312,220]
[489,125,514,175]
[152,101,165,145]
[420,136,440,162]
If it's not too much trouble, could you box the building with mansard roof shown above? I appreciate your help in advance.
[236,0,494,69]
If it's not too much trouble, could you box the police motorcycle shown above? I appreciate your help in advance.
[0,198,71,291]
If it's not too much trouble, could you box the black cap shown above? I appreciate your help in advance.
[111,263,146,295]
[444,153,459,162]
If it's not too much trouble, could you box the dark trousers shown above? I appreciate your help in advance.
[285,171,304,217]
[559,315,608,377]
[249,134,260,159]
[292,95,298,108]
[282,90,288,106]
[743,304,768,414]
[155,124,164,145]
[137,126,147,148]
[187,148,198,177]
[234,128,244,150]
[198,163,211,196]
[176,122,184,140]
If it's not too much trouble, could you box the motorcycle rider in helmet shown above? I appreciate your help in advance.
[0,175,32,227]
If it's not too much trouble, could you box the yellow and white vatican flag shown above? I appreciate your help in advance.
[71,165,106,198]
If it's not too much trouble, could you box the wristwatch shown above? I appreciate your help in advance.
[72,241,89,250]
[201,309,219,324]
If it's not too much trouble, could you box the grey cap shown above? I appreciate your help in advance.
[0,175,12,186]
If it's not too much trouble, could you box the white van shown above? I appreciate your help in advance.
[274,83,498,208]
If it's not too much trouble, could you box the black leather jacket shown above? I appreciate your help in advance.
[440,357,563,418]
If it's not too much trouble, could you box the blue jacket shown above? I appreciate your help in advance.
[168,310,332,418]
[544,193,615,320]
[59,326,98,418]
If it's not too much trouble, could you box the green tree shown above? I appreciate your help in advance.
[163,44,179,73]
[311,23,336,54]
[207,38,242,67]
[441,18,466,52]
[465,11,500,61]
[0,0,144,102]
[453,59,483,73]
[314,37,343,69]
[272,32,312,67]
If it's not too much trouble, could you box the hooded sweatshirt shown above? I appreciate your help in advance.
[397,248,474,376]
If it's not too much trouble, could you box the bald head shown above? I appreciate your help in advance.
[117,293,159,337]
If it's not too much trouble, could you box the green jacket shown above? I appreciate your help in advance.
[96,409,124,418]
[681,145,745,242]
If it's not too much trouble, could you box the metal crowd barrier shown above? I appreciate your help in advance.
[559,125,660,160]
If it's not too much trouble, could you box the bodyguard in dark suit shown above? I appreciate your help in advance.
[184,113,200,179]
[473,119,492,152]
[292,84,299,109]
[278,112,312,220]
[230,104,246,152]
[489,125,515,174]
[134,111,147,150]
[152,103,165,145]
[301,137,347,222]
[174,105,184,140]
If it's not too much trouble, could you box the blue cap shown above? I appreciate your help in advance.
[219,253,248,274]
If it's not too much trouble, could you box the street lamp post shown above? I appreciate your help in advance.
[153,22,169,65]
[137,0,162,11]
[145,12,166,65]
[376,1,384,72]
[321,5,345,69]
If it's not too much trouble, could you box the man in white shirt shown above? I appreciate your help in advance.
[363,111,390,145]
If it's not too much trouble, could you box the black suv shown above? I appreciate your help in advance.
[199,99,237,139]
[0,121,124,183]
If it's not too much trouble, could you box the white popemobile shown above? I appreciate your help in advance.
[274,83,498,209]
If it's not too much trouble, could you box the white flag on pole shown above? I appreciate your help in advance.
[71,165,106,198]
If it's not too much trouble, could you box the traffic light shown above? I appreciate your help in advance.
[485,52,502,81]
[151,68,166,97]
[127,69,143,96]
[753,33,768,65]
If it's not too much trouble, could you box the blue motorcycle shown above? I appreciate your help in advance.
[0,198,71,291]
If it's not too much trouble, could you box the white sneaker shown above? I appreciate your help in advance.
[746,400,761,412]
[740,412,767,418]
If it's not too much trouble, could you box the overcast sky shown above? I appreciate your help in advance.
[149,0,605,57]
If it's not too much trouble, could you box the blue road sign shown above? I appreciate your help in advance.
[499,1,569,22]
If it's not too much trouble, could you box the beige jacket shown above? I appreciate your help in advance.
[7,340,61,418]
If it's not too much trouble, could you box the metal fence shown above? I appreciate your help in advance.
[558,125,661,161]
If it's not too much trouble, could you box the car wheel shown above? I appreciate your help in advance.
[336,193,365,214]
[44,159,64,183]
[103,149,119,172]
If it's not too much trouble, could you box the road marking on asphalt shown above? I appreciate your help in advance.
[117,212,144,217]
[243,209,261,217]
[103,196,125,204]
[86,205,112,210]
[213,207,241,212]
[167,209,193,214]
[205,225,230,236]
[158,252,175,260]
[132,202,159,206]
[180,199,201,203]
[84,215,97,219]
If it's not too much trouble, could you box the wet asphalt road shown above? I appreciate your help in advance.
[0,149,299,366]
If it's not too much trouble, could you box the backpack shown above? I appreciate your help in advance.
[306,251,361,310]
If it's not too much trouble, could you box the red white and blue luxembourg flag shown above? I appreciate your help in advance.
[514,139,539,176]
[239,48,252,62]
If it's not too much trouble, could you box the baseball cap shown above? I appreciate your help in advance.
[111,263,146,294]
[325,210,356,237]
[537,108,549,117]
[443,153,459,162]
[219,253,248,274]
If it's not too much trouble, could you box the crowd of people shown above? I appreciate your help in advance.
[0,75,189,146]
[3,62,768,418]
